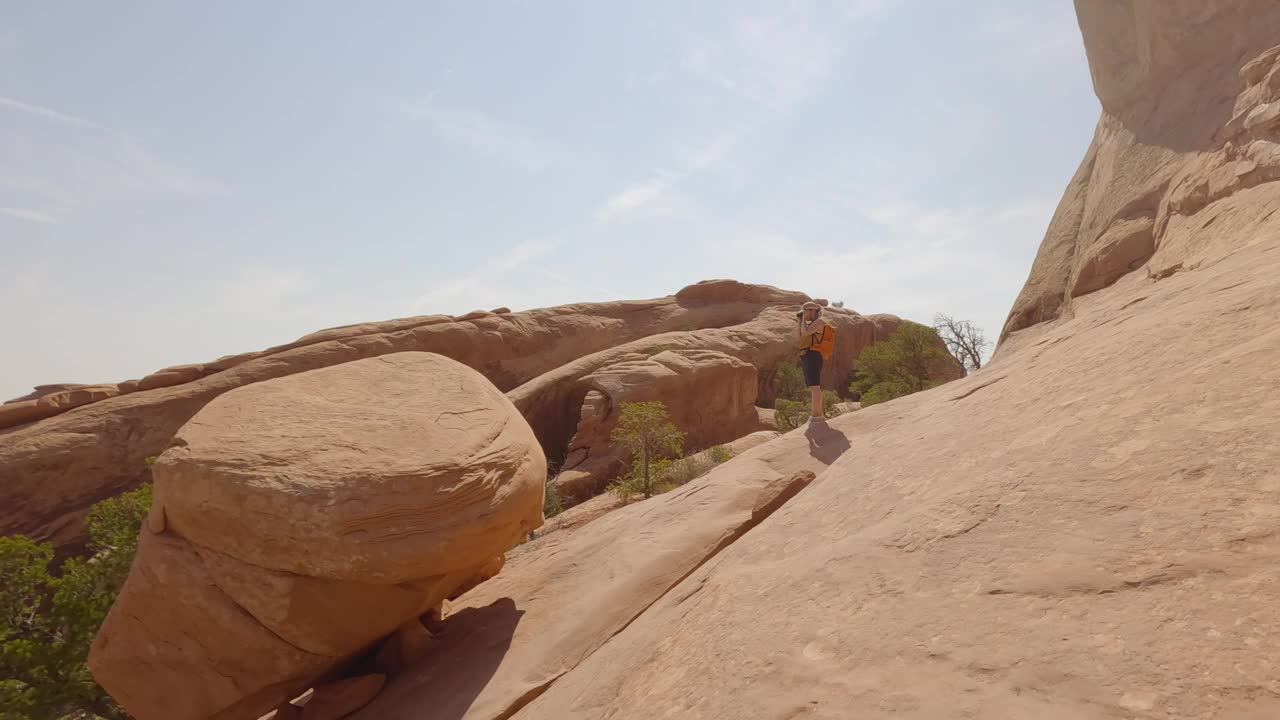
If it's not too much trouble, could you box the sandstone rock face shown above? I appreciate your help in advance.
[88,353,545,720]
[0,384,120,430]
[488,8,1280,718]
[1002,0,1280,340]
[510,306,920,475]
[351,425,843,720]
[554,349,760,498]
[298,675,386,720]
[0,281,831,552]
[514,240,1280,718]
[4,383,92,404]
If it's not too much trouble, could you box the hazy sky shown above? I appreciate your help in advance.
[0,1,1099,400]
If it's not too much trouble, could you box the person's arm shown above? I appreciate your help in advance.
[800,317,827,336]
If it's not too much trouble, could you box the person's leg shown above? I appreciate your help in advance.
[801,351,824,419]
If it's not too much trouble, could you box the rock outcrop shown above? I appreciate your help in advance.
[0,281,832,553]
[554,349,762,498]
[0,384,121,429]
[1001,0,1280,341]
[509,306,919,475]
[88,353,545,720]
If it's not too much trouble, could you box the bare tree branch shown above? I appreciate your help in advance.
[933,313,990,372]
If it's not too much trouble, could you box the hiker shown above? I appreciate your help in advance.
[796,301,835,421]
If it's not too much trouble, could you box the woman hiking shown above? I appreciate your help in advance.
[796,301,835,421]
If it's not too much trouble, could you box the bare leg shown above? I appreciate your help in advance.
[809,385,822,418]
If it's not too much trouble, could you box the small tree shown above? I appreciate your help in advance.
[849,322,951,407]
[1,484,152,720]
[933,313,990,372]
[606,401,685,501]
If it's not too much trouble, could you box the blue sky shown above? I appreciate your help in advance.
[0,0,1098,400]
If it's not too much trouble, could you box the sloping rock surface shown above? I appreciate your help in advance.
[351,420,851,720]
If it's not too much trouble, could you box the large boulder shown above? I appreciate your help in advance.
[0,282,813,553]
[554,349,761,498]
[88,353,545,720]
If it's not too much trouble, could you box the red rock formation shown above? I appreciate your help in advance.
[88,354,544,720]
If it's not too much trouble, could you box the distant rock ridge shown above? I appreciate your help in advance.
[0,280,939,552]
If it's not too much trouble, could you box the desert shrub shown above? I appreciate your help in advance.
[774,392,843,431]
[821,390,843,417]
[643,344,674,356]
[1,484,152,720]
[606,401,685,501]
[848,321,950,406]
[773,399,808,431]
[543,482,564,519]
[706,444,734,464]
[663,444,735,487]
[772,361,806,402]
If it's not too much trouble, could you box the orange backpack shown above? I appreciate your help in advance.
[808,325,835,360]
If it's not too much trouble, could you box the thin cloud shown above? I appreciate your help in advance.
[844,0,898,21]
[595,176,676,222]
[399,100,563,170]
[212,267,312,314]
[0,95,110,132]
[0,94,225,224]
[412,238,565,313]
[595,129,747,223]
[681,1,893,111]
[0,207,59,225]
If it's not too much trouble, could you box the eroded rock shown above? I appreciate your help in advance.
[89,353,544,720]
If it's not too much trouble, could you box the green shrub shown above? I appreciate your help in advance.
[821,390,843,417]
[773,398,808,431]
[1,484,152,720]
[774,392,842,431]
[706,444,734,464]
[643,344,674,356]
[848,321,950,406]
[772,361,806,402]
[606,401,684,501]
[542,462,566,519]
[543,482,564,519]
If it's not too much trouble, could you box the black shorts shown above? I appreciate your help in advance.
[801,350,824,387]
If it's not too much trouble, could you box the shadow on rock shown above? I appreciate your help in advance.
[805,421,851,464]
[354,597,524,720]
